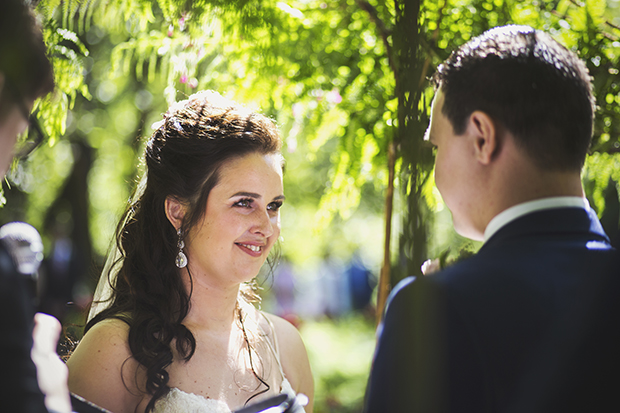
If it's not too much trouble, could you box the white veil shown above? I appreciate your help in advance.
[87,241,123,322]
[87,173,148,323]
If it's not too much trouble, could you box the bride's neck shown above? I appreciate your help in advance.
[179,268,243,332]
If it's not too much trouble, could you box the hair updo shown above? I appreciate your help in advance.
[86,90,282,412]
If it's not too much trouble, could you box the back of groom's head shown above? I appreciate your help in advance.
[432,25,595,172]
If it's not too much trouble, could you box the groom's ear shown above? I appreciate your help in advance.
[164,196,187,231]
[467,110,498,166]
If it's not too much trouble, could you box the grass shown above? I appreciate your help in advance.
[299,314,377,413]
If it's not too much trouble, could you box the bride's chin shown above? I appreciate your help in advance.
[240,270,262,284]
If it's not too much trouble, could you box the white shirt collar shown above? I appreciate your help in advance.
[483,196,589,243]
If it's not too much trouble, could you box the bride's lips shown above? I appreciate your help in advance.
[235,242,264,257]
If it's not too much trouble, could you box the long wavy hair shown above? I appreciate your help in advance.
[86,91,282,412]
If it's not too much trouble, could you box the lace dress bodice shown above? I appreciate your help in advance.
[152,314,302,413]
[152,377,297,413]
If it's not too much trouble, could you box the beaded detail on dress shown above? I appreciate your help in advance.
[152,313,300,413]
[152,377,296,413]
[153,388,231,413]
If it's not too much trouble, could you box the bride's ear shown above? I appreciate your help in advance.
[164,196,187,231]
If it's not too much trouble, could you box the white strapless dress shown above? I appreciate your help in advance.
[153,313,304,413]
[153,378,298,413]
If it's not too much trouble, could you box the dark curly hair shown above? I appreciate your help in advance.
[0,0,54,112]
[432,25,595,171]
[86,91,282,412]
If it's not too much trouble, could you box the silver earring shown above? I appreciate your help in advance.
[175,228,188,268]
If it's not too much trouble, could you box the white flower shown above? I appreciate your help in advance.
[421,258,441,276]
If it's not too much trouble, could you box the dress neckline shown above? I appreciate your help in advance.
[157,377,294,413]
[153,311,294,413]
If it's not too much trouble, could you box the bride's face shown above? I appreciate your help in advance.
[184,152,284,287]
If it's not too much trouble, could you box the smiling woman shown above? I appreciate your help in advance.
[168,152,285,288]
[66,91,314,413]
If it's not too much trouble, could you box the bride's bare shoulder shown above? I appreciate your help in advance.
[69,317,131,358]
[67,318,146,413]
[262,312,314,411]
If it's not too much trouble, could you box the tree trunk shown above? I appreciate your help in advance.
[376,0,424,325]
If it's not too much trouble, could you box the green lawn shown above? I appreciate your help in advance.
[299,315,377,413]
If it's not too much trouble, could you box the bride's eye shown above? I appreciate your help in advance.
[234,198,253,208]
[267,200,283,212]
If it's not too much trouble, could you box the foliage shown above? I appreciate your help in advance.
[0,0,612,303]
[15,0,617,257]
[407,0,620,266]
[3,1,620,408]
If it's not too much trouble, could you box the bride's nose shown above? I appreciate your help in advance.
[251,208,275,238]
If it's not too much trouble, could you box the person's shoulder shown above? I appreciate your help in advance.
[262,312,314,410]
[83,317,131,345]
[390,275,417,295]
[67,317,145,412]
[420,249,501,291]
[384,275,443,315]
[90,316,131,332]
[385,262,477,315]
[388,271,451,300]
[262,312,305,358]
[67,317,132,375]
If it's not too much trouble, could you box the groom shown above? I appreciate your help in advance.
[364,25,618,412]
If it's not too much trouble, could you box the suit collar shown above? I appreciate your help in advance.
[482,206,610,250]
[484,197,588,242]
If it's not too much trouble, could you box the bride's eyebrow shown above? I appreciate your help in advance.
[230,191,261,199]
[229,192,286,202]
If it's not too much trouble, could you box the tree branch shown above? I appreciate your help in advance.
[355,0,396,76]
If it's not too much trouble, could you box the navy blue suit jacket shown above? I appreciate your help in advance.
[364,207,618,413]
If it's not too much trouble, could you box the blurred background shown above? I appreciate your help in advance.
[3,0,620,411]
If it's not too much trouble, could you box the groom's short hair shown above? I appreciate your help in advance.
[432,25,595,172]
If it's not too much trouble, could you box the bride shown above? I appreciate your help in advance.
[67,91,314,413]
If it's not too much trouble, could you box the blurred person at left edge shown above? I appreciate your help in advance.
[0,0,72,412]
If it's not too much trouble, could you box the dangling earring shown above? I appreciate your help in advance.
[175,228,188,268]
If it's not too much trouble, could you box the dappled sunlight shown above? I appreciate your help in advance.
[300,316,376,413]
